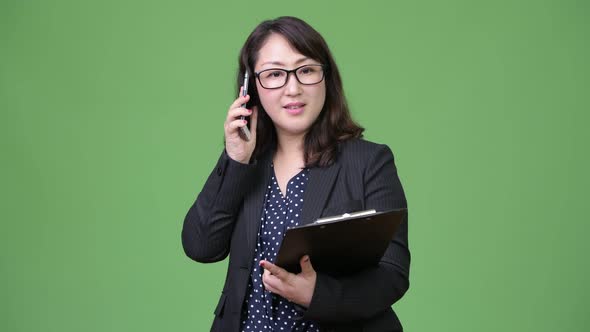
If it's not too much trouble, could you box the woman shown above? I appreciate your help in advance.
[182,16,410,332]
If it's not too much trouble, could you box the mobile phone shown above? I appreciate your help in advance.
[239,71,251,141]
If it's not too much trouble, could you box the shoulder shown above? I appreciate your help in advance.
[337,138,395,164]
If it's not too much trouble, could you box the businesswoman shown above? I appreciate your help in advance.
[182,16,410,332]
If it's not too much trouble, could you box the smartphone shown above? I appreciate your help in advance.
[239,71,251,141]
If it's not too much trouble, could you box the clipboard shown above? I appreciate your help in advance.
[275,208,407,274]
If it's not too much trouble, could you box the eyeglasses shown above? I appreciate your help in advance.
[255,64,325,89]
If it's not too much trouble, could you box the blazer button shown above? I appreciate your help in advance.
[216,166,222,176]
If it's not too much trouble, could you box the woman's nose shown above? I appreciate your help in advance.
[284,72,303,95]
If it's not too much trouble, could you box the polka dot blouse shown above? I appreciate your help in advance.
[240,166,319,332]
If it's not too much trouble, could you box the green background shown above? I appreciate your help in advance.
[2,0,588,331]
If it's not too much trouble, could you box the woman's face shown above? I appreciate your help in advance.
[254,33,326,139]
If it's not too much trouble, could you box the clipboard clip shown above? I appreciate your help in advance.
[313,209,377,224]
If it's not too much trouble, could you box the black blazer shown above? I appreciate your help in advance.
[182,139,410,332]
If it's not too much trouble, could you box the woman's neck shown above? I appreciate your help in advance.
[274,132,305,168]
[273,133,306,197]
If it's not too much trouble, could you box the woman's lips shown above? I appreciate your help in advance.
[284,103,305,115]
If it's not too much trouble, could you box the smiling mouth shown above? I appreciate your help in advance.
[283,104,305,115]
[284,103,306,109]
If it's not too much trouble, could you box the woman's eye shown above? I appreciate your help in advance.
[266,71,284,78]
[300,67,315,75]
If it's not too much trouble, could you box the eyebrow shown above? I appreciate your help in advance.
[260,57,311,67]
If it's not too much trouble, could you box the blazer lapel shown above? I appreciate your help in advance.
[244,152,341,253]
[301,162,341,225]
[245,152,272,254]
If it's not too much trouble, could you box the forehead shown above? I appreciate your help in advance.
[255,33,308,69]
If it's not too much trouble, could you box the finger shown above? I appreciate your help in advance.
[263,277,279,294]
[262,269,281,293]
[299,255,314,275]
[260,260,289,281]
[226,107,252,123]
[226,119,248,133]
[229,93,250,111]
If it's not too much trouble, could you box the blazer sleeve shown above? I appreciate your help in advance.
[181,150,259,263]
[303,144,410,323]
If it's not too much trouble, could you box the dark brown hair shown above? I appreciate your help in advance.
[238,16,363,167]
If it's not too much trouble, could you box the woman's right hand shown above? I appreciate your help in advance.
[224,87,258,164]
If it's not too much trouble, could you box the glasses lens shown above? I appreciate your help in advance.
[259,69,288,89]
[296,65,324,85]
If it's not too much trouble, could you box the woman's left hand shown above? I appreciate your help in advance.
[260,255,317,308]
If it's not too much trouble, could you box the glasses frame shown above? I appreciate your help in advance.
[254,64,325,89]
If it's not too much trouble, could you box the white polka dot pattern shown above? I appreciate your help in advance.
[240,166,318,332]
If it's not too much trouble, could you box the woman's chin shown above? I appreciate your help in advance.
[275,124,311,138]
